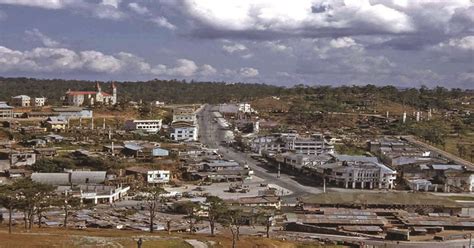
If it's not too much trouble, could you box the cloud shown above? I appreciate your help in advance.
[25,28,61,48]
[0,0,126,20]
[0,0,70,9]
[199,64,217,76]
[239,67,259,77]
[222,42,247,53]
[170,0,417,39]
[329,37,357,49]
[445,36,474,50]
[151,16,176,30]
[0,45,218,78]
[128,2,149,15]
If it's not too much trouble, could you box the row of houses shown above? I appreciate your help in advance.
[250,133,335,156]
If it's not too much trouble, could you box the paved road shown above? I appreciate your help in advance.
[197,104,324,203]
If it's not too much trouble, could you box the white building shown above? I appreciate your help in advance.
[322,155,397,190]
[125,119,162,133]
[172,108,197,124]
[11,95,31,107]
[238,103,254,113]
[170,121,198,141]
[284,134,334,155]
[34,97,47,107]
[147,170,170,184]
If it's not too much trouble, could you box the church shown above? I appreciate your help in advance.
[65,83,117,106]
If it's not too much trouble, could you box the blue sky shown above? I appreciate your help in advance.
[0,0,473,88]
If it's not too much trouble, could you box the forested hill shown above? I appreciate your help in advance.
[0,77,286,104]
[0,77,472,108]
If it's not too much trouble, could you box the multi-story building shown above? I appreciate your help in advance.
[124,119,162,133]
[34,97,47,107]
[322,155,397,189]
[11,95,31,107]
[172,108,197,124]
[0,102,13,119]
[65,83,117,106]
[284,134,334,155]
[170,121,198,141]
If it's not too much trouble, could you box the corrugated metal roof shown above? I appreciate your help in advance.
[31,173,70,185]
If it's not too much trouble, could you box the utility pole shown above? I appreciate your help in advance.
[323,178,326,193]
[469,233,472,248]
[277,163,280,178]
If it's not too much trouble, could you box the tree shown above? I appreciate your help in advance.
[13,179,55,230]
[182,201,201,234]
[55,190,82,229]
[0,184,19,234]
[221,209,242,248]
[143,186,167,233]
[205,196,227,236]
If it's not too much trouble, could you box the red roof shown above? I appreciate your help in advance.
[67,91,112,96]
[67,91,97,96]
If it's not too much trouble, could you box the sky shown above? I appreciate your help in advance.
[0,0,473,88]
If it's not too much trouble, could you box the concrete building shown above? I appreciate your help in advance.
[321,155,397,189]
[170,121,198,141]
[34,97,47,107]
[11,95,31,107]
[65,83,117,106]
[238,103,254,113]
[125,166,171,184]
[172,108,197,124]
[44,117,68,132]
[124,119,162,133]
[0,102,13,119]
[284,134,334,155]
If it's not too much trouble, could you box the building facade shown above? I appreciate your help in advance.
[170,121,198,141]
[11,95,31,107]
[124,119,162,133]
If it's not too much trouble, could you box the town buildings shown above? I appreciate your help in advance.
[65,83,117,106]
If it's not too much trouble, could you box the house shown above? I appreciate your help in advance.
[34,148,58,158]
[0,149,37,167]
[65,83,117,106]
[44,117,67,132]
[283,153,333,170]
[201,160,242,171]
[125,166,171,184]
[0,102,13,119]
[34,97,47,107]
[11,95,31,107]
[170,121,198,141]
[124,119,162,133]
[122,141,169,158]
[78,184,130,204]
[229,195,281,209]
[172,108,197,124]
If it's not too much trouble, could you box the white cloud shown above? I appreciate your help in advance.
[446,36,474,50]
[239,67,259,77]
[151,16,177,30]
[0,0,70,9]
[263,41,291,53]
[199,64,217,76]
[173,0,416,38]
[101,0,121,8]
[222,43,247,53]
[25,29,61,48]
[241,53,253,59]
[128,2,149,15]
[329,37,357,48]
[0,45,216,78]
